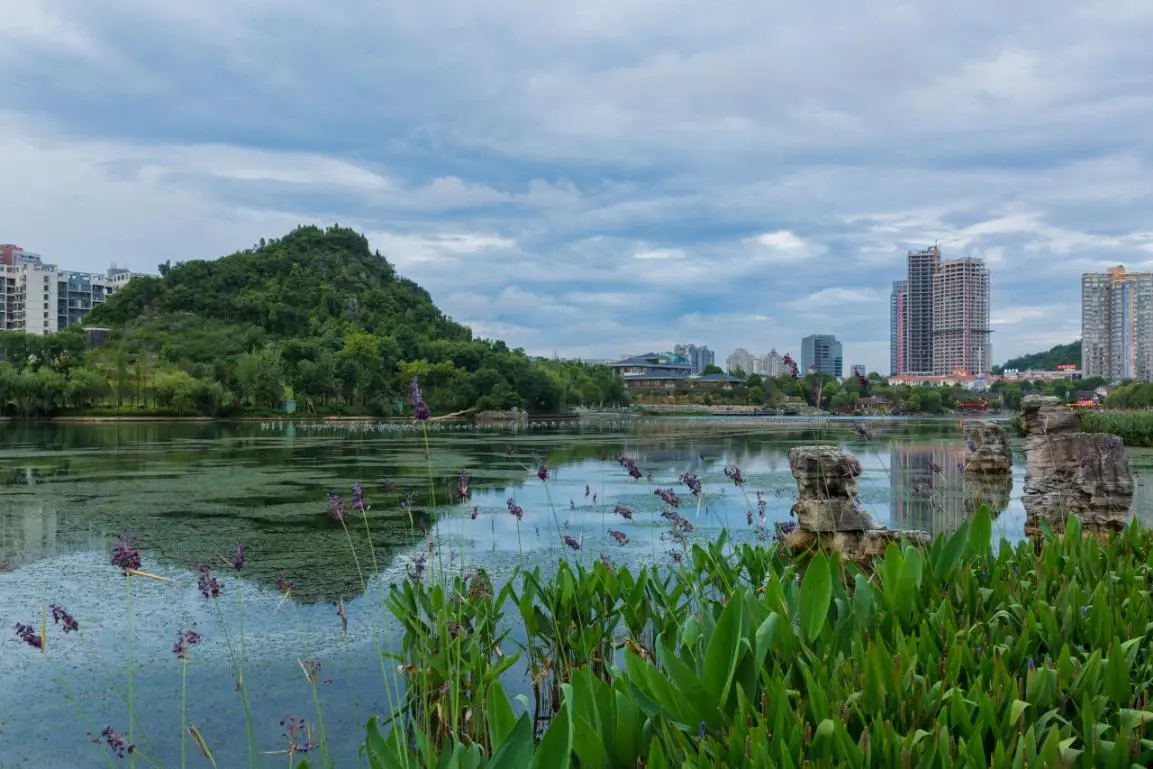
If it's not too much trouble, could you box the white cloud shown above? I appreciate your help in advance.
[4,0,1153,372]
[633,248,685,260]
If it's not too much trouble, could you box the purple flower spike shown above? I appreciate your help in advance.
[98,726,135,758]
[352,483,368,512]
[724,465,745,487]
[563,535,581,551]
[612,504,633,520]
[276,572,295,593]
[197,564,222,599]
[679,473,702,497]
[49,604,79,633]
[14,623,43,650]
[327,493,346,522]
[537,463,549,482]
[608,529,629,546]
[232,542,246,571]
[111,533,141,574]
[506,499,524,521]
[409,377,431,421]
[173,629,202,659]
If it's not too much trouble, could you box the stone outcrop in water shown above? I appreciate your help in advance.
[784,445,928,564]
[963,420,1013,474]
[1019,395,1133,536]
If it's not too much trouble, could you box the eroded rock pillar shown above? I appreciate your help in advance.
[783,445,928,564]
[1020,396,1133,537]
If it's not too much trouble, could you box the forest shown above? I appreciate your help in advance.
[0,226,626,417]
[993,340,1081,373]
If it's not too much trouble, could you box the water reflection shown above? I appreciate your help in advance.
[890,443,994,535]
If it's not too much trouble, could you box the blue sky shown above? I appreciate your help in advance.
[4,1,1153,372]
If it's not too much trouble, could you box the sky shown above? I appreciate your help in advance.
[4,1,1153,372]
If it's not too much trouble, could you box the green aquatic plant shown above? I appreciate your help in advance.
[362,508,1153,767]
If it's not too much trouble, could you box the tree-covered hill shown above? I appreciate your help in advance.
[995,341,1081,373]
[1,225,625,417]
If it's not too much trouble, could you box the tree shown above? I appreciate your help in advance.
[702,364,724,375]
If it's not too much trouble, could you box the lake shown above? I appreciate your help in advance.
[2,418,1151,767]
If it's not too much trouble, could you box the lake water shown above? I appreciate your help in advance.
[2,418,1150,767]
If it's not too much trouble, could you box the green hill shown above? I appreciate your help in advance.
[996,341,1081,373]
[2,225,624,417]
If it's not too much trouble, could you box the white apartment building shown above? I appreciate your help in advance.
[1,246,147,335]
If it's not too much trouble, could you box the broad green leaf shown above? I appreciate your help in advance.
[530,699,573,769]
[799,553,833,643]
[488,714,535,768]
[934,520,970,581]
[970,505,993,558]
[486,682,518,750]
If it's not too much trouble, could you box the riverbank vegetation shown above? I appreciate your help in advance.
[371,511,1153,767]
[1081,410,1153,447]
[0,226,626,419]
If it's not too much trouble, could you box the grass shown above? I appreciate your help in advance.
[1082,410,1153,447]
[7,409,1153,767]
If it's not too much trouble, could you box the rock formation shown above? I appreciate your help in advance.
[963,420,1013,474]
[1020,395,1133,536]
[784,445,928,565]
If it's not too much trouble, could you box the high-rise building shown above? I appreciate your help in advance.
[800,334,843,377]
[0,246,147,335]
[762,349,785,377]
[674,343,715,375]
[905,247,940,374]
[932,257,991,376]
[890,279,907,375]
[1081,266,1153,381]
[725,348,756,375]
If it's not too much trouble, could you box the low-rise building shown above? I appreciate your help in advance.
[606,352,693,390]
[1,246,148,335]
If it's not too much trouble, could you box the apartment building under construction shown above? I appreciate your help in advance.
[932,257,991,376]
[890,246,991,377]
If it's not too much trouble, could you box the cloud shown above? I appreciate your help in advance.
[5,0,1153,372]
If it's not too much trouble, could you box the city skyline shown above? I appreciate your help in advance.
[4,4,1149,371]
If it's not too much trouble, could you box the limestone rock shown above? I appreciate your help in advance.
[1019,395,1082,437]
[787,446,878,532]
[1023,431,1133,535]
[783,529,931,568]
[963,420,1013,474]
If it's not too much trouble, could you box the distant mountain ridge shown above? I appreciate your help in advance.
[997,341,1081,372]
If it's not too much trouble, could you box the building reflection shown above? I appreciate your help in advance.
[0,498,104,572]
[890,443,1011,537]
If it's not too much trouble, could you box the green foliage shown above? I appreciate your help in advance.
[1103,382,1153,410]
[376,511,1153,767]
[2,226,627,418]
[996,340,1081,373]
[1083,410,1153,447]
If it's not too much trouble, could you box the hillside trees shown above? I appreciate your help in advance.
[1,226,627,417]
